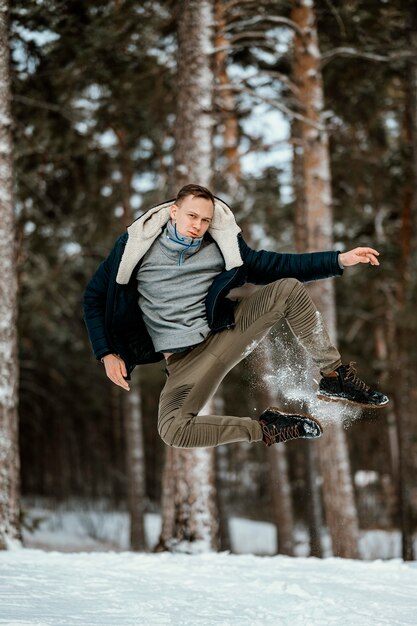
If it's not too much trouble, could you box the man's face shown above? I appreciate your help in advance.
[170,194,214,238]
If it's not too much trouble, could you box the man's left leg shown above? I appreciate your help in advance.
[157,277,327,449]
[159,342,264,448]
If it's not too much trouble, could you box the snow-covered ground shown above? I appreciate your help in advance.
[1,549,416,626]
[0,502,413,625]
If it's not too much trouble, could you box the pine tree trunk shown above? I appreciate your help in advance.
[292,119,308,255]
[0,0,21,549]
[214,0,241,196]
[116,120,147,551]
[154,447,176,552]
[393,16,417,558]
[212,394,232,552]
[291,0,359,559]
[174,0,214,188]
[304,442,324,557]
[123,369,146,551]
[214,443,232,552]
[257,342,295,556]
[214,0,295,554]
[212,0,244,553]
[158,0,219,553]
[292,117,324,558]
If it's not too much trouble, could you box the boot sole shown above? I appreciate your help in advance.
[316,393,389,409]
[267,406,323,435]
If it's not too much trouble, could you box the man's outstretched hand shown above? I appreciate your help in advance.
[339,247,380,267]
[102,354,130,391]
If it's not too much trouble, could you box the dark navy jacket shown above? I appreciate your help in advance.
[83,232,342,378]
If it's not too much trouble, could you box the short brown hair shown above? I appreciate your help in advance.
[175,184,215,207]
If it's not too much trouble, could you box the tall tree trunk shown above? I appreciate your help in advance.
[213,0,241,196]
[154,446,176,552]
[212,394,232,552]
[291,0,359,559]
[124,369,146,550]
[115,108,147,550]
[256,341,295,556]
[373,324,398,524]
[393,10,417,559]
[0,1,21,549]
[158,0,219,552]
[173,0,214,187]
[212,0,244,553]
[292,117,324,558]
[214,0,296,553]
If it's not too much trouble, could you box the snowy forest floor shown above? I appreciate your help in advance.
[0,502,415,625]
[1,549,417,626]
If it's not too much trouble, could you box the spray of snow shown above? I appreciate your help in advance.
[253,321,362,427]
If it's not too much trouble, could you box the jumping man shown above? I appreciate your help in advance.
[83,184,388,448]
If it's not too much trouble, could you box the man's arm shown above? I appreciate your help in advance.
[238,234,343,284]
[83,234,131,391]
[83,235,125,361]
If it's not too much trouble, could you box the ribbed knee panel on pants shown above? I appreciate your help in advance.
[158,384,193,442]
[238,280,289,333]
[285,281,318,340]
[284,280,342,373]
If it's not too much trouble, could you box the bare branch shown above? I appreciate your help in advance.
[215,83,325,131]
[228,31,271,44]
[211,42,279,56]
[323,0,347,37]
[13,94,76,122]
[321,47,415,67]
[225,15,305,38]
[261,70,300,97]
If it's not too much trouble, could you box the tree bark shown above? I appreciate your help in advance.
[154,446,176,552]
[212,0,243,553]
[123,369,146,551]
[392,12,417,558]
[212,394,232,552]
[292,116,324,558]
[214,0,242,196]
[158,0,219,553]
[0,0,21,549]
[291,0,359,559]
[173,0,214,189]
[257,342,295,556]
[116,113,147,550]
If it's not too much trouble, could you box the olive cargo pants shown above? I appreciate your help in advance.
[158,278,342,448]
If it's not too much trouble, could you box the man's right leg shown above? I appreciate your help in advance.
[270,279,388,407]
[206,277,388,409]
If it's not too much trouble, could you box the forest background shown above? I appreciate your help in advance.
[2,0,416,560]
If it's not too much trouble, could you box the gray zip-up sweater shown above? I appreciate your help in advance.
[136,221,225,352]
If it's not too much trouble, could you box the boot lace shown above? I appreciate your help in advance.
[261,422,300,447]
[344,362,369,392]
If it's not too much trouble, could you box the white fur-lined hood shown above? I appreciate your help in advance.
[116,196,243,284]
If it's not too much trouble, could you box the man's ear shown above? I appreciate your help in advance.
[169,204,178,222]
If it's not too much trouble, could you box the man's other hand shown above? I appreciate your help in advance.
[102,354,130,391]
[339,247,380,267]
